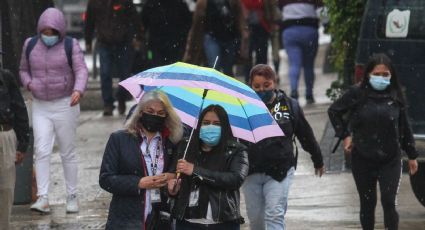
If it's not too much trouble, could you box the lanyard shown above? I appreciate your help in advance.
[147,139,162,176]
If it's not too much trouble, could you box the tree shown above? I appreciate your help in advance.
[324,0,366,100]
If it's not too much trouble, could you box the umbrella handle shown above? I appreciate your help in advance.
[172,172,181,193]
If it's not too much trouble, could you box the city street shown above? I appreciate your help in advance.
[9,44,425,229]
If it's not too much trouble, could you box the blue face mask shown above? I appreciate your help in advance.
[199,125,222,147]
[41,34,59,47]
[256,90,274,103]
[369,75,391,91]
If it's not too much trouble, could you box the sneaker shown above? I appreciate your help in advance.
[118,100,126,115]
[103,105,114,116]
[66,194,79,213]
[30,196,50,213]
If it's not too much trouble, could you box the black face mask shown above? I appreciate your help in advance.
[139,112,166,133]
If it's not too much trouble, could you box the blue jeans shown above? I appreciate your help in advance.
[97,42,132,106]
[203,33,239,77]
[242,167,295,230]
[176,219,240,230]
[282,26,318,98]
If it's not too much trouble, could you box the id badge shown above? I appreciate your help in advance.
[188,189,199,207]
[150,189,161,203]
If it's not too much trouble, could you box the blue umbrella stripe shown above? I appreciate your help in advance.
[137,71,259,101]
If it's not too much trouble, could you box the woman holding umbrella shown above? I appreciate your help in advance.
[99,90,183,229]
[168,104,249,230]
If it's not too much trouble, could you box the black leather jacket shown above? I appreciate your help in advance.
[171,140,249,223]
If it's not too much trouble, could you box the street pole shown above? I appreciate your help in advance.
[0,5,3,67]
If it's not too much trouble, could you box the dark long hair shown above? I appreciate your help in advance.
[188,104,233,156]
[359,53,406,106]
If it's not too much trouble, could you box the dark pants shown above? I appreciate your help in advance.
[203,33,239,77]
[97,42,132,107]
[244,24,270,83]
[176,219,240,230]
[351,152,402,230]
[151,41,185,67]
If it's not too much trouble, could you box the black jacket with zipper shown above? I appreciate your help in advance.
[99,130,177,230]
[328,85,418,163]
[170,139,249,223]
[245,89,323,182]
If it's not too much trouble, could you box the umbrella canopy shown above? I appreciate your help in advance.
[119,62,284,143]
[120,62,262,106]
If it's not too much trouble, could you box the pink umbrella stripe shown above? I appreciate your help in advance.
[252,125,285,142]
[119,78,266,108]
[230,125,284,143]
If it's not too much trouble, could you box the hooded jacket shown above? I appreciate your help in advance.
[19,8,88,101]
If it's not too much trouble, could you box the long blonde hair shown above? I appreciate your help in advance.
[125,90,183,144]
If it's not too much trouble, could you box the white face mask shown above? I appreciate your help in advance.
[41,34,59,47]
[369,75,391,91]
[199,125,221,146]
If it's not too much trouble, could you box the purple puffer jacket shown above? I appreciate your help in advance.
[19,8,88,101]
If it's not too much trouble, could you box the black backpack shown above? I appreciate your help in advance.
[25,36,73,69]
[280,93,300,169]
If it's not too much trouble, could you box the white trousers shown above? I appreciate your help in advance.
[32,97,80,196]
[0,130,17,230]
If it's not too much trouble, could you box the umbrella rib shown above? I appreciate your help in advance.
[236,98,256,143]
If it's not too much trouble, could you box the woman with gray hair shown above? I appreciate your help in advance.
[99,90,183,229]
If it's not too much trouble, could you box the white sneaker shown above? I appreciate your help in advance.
[30,196,50,213]
[66,194,79,213]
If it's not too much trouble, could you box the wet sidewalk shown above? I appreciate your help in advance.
[10,43,425,229]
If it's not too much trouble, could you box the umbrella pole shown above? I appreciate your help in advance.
[174,126,196,192]
[213,56,219,69]
[175,89,208,184]
[182,126,195,160]
[182,89,209,159]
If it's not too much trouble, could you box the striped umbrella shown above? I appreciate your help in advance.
[119,62,284,143]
